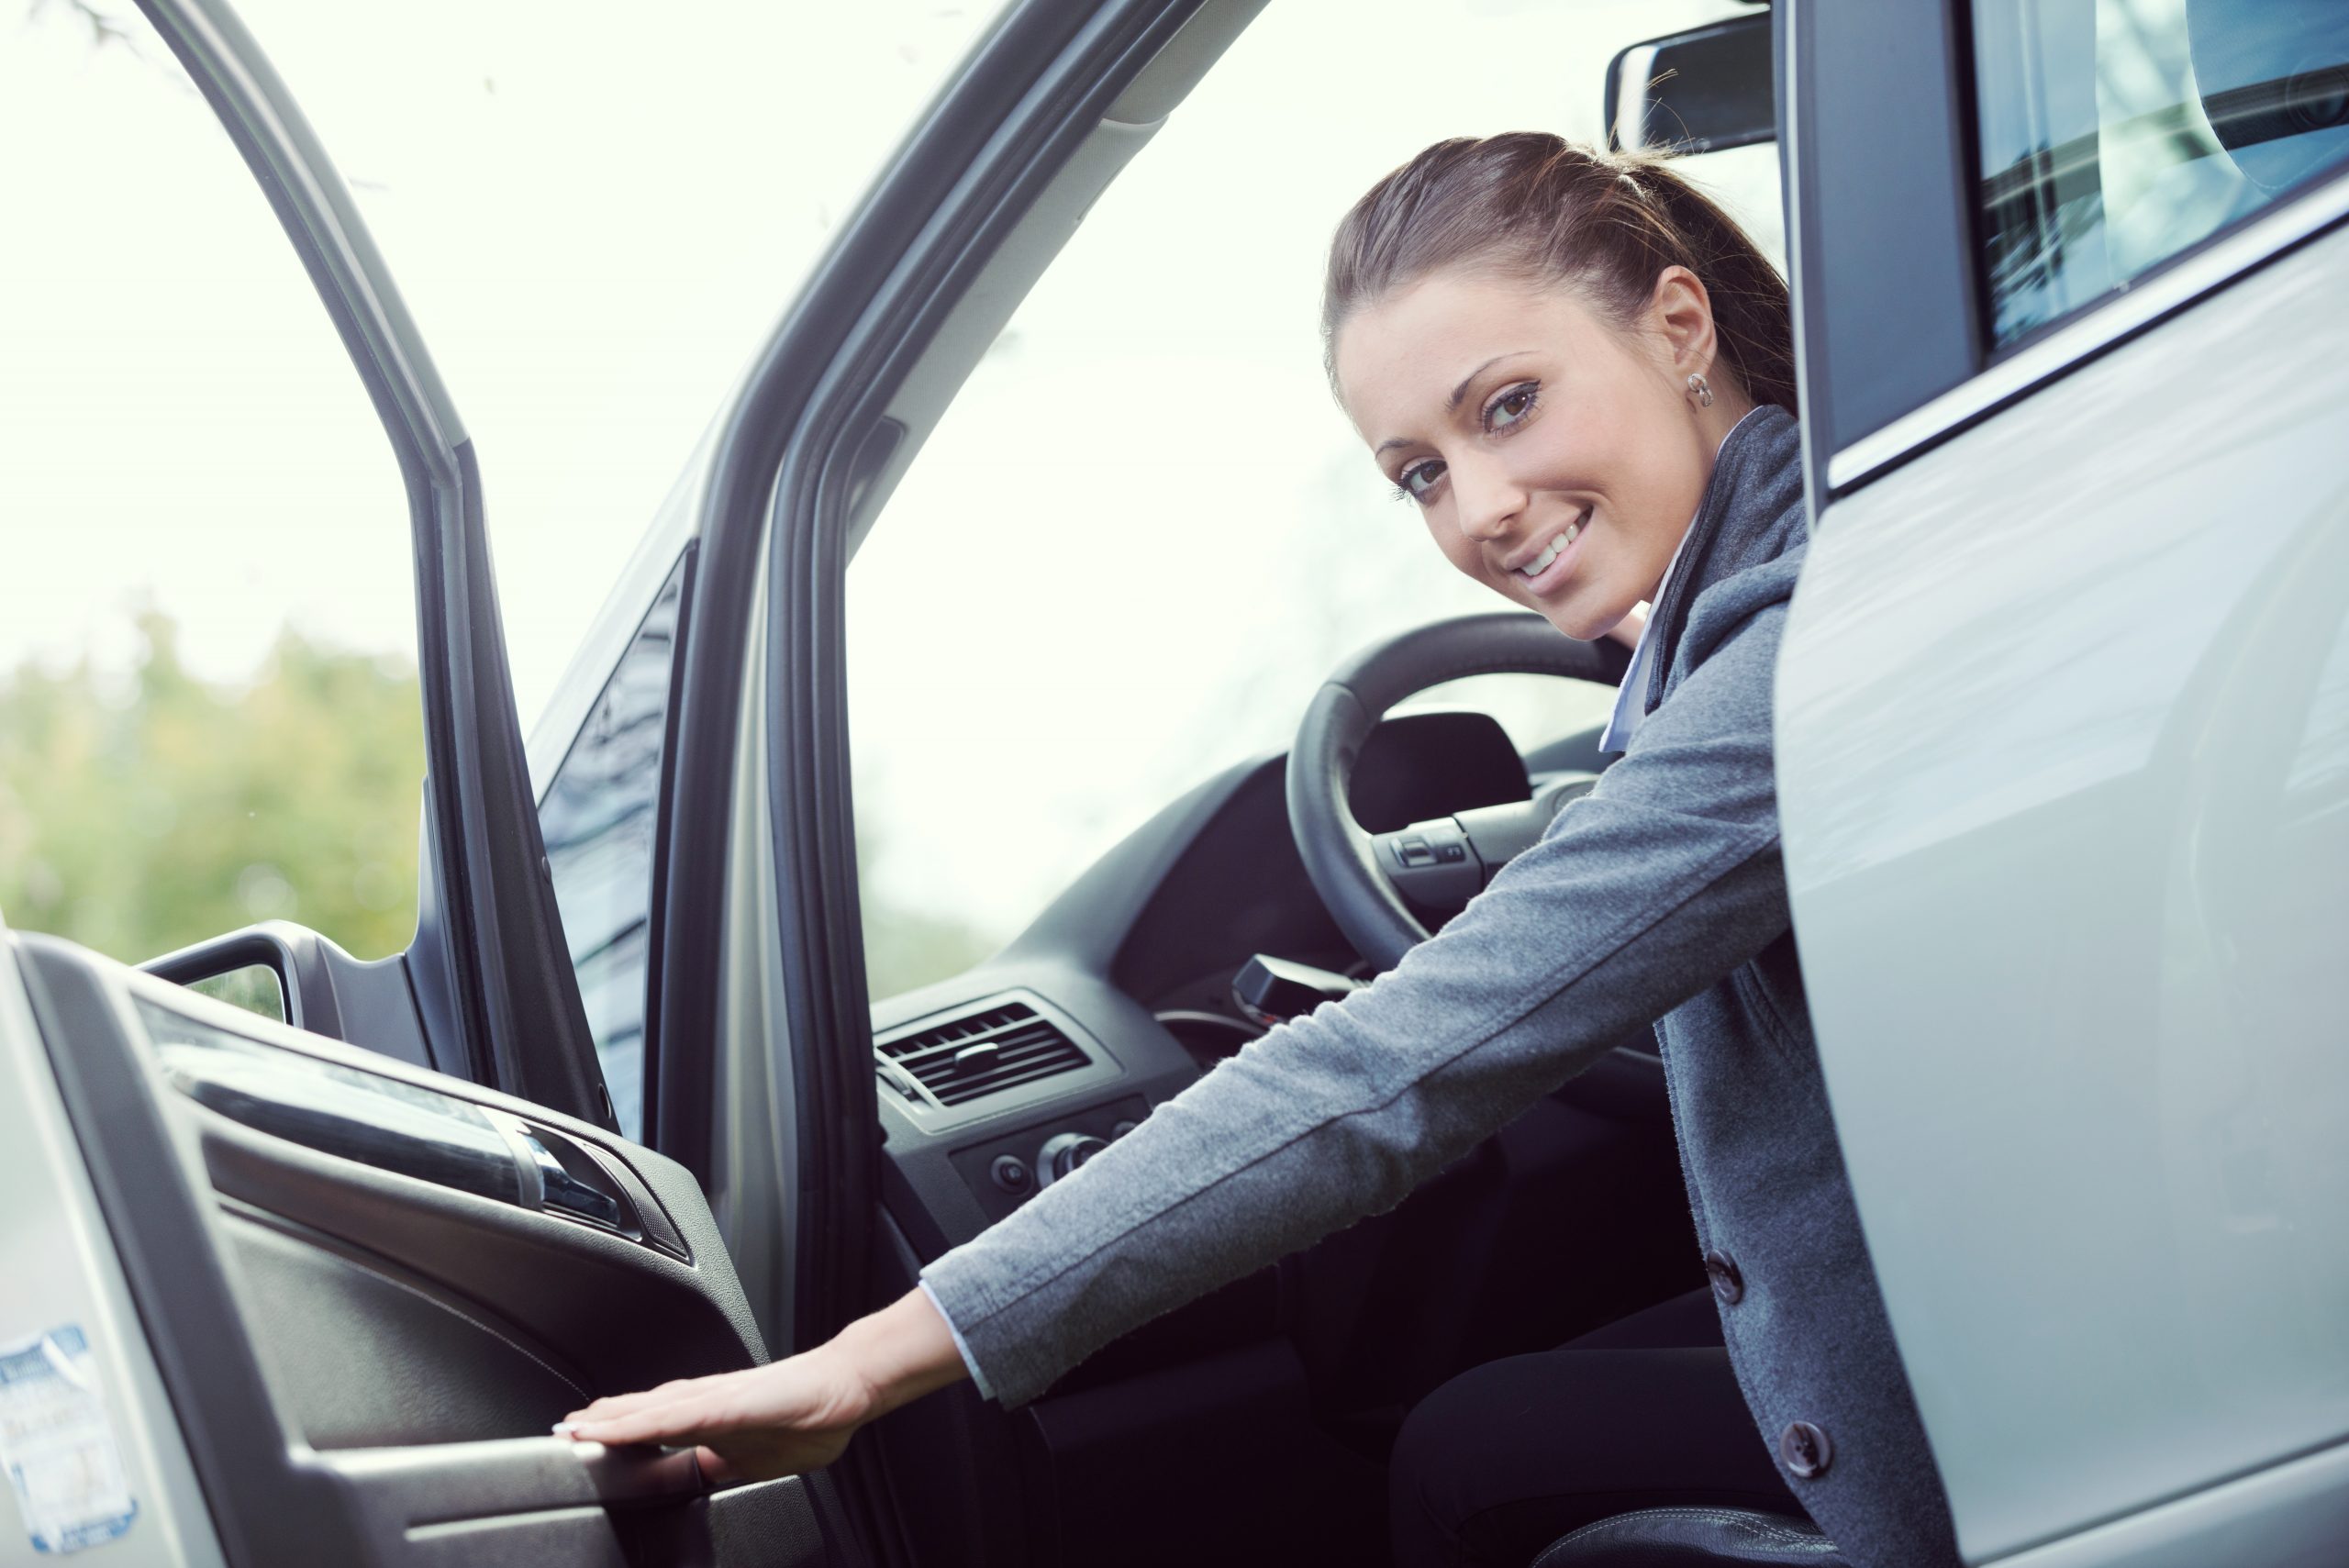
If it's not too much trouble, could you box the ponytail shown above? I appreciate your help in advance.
[1322,134,1796,415]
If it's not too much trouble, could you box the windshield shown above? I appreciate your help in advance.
[845,1,1782,999]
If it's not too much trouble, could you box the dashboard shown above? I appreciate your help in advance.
[870,708,1624,1256]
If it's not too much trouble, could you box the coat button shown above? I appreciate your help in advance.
[1703,1249,1744,1305]
[1780,1421,1833,1479]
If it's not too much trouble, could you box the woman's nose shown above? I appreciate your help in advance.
[1450,450,1525,543]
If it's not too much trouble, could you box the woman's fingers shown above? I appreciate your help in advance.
[564,1361,841,1443]
[562,1382,853,1484]
[566,1393,729,1448]
[562,1373,735,1429]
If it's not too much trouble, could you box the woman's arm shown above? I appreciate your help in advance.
[565,588,1791,1473]
[926,595,1788,1404]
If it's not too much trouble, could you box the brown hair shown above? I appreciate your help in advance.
[1321,133,1796,414]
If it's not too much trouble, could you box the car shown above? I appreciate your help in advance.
[6,0,2345,1565]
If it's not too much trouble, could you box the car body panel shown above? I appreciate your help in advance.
[1778,210,2349,1562]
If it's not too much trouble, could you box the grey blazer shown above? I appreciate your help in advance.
[920,406,1965,1568]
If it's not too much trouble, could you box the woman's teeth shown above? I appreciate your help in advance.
[1517,518,1583,578]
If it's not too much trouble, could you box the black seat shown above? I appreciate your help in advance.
[1531,1507,1851,1566]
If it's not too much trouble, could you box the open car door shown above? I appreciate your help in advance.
[6,936,840,1566]
[0,1,849,1562]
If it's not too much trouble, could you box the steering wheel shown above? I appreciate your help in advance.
[1287,612,1631,972]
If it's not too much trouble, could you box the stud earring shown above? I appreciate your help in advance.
[1686,373,1714,408]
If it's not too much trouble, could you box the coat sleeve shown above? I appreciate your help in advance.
[919,595,1795,1407]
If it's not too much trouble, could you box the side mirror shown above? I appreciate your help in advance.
[141,918,435,1070]
[1606,10,1776,155]
[145,925,305,1025]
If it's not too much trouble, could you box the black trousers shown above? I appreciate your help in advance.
[1387,1287,1810,1568]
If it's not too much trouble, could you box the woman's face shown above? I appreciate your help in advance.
[1332,266,1742,642]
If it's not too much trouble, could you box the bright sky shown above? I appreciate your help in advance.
[2,0,1000,695]
[3,0,1780,956]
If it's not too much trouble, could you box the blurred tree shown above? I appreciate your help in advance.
[0,610,425,962]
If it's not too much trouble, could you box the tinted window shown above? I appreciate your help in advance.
[540,556,688,1141]
[1972,0,2349,348]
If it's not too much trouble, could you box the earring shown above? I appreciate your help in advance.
[1686,373,1714,408]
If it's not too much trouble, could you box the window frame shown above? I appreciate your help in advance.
[132,0,607,1126]
[1782,0,1983,515]
[1790,0,2349,503]
[536,543,698,1146]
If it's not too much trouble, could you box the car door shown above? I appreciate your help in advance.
[1774,1,2349,1562]
[3,1,848,1562]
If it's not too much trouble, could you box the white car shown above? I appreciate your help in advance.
[5,0,2344,1564]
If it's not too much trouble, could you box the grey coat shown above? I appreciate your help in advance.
[920,406,1964,1568]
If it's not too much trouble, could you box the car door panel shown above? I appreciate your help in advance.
[1777,215,2349,1562]
[17,930,841,1567]
[26,2,846,1562]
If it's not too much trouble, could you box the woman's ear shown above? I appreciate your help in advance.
[1647,265,1719,378]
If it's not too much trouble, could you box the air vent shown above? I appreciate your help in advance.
[876,1001,1091,1109]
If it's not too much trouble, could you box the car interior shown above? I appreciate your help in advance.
[7,2,1883,1566]
[29,639,1693,1568]
[20,0,2346,1562]
[854,657,1700,1567]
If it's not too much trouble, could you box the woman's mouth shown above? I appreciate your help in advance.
[1511,506,1593,597]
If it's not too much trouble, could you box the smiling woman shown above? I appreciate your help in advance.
[573,116,1966,1568]
[842,1,1780,1000]
[1334,269,1757,643]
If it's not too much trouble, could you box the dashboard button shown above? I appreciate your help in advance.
[990,1156,1032,1195]
[1038,1132,1108,1184]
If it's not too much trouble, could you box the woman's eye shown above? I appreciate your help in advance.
[1397,460,1446,500]
[1485,382,1540,431]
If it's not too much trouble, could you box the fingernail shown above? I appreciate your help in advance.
[551,1422,578,1437]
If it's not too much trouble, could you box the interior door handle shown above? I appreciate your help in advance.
[312,1434,712,1527]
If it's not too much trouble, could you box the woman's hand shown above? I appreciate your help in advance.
[557,1285,970,1485]
[556,1345,874,1484]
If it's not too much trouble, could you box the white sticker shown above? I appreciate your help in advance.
[0,1326,138,1554]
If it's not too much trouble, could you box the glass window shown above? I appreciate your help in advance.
[846,2,1782,1003]
[0,5,422,964]
[1972,0,2349,348]
[219,0,1010,729]
[540,556,688,1142]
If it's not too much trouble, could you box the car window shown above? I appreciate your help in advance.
[0,6,422,965]
[539,555,688,1142]
[1971,0,2349,349]
[845,0,1781,1002]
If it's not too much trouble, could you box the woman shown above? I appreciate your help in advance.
[560,135,1964,1568]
